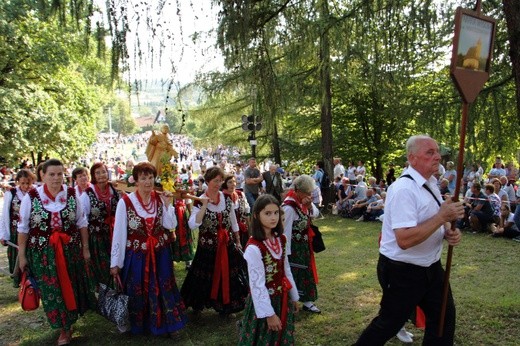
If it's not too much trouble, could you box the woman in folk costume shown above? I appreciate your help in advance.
[17,159,96,346]
[110,162,187,337]
[170,196,195,270]
[221,174,250,248]
[80,162,120,288]
[238,194,299,345]
[72,166,91,196]
[181,166,248,316]
[282,175,321,313]
[0,169,35,287]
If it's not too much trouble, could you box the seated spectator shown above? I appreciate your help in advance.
[499,176,516,210]
[439,178,450,199]
[332,176,342,196]
[442,161,457,194]
[488,161,506,181]
[378,179,387,192]
[490,178,509,209]
[468,183,495,233]
[492,205,520,239]
[336,178,353,215]
[350,175,367,203]
[367,176,378,193]
[505,161,518,183]
[352,188,378,220]
[361,191,386,222]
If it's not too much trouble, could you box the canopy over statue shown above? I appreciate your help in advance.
[145,124,178,175]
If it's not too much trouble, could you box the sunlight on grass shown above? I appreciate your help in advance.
[336,271,360,282]
[1,216,519,345]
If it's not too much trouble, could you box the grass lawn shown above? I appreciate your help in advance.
[1,215,519,345]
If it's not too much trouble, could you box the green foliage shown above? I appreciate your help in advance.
[0,0,115,166]
[204,0,518,178]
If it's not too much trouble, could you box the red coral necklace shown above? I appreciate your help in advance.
[265,236,281,254]
[136,190,156,214]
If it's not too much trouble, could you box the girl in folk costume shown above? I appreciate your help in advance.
[80,162,120,288]
[0,169,35,287]
[282,175,321,313]
[17,159,96,346]
[221,175,250,248]
[238,194,299,345]
[72,166,91,196]
[110,162,187,337]
[181,167,248,316]
[170,197,195,270]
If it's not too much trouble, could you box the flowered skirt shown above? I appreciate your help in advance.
[171,218,195,262]
[180,243,248,314]
[288,241,318,302]
[121,246,187,335]
[8,228,19,287]
[27,243,97,330]
[89,230,112,287]
[238,295,295,345]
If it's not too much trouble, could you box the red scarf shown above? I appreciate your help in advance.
[43,184,63,202]
[285,189,308,213]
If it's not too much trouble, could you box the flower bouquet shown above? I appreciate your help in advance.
[159,153,179,192]
[159,154,199,201]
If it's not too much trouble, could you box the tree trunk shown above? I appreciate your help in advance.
[319,0,334,206]
[272,119,282,165]
[503,0,520,123]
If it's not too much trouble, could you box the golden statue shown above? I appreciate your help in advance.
[462,38,482,70]
[145,124,178,175]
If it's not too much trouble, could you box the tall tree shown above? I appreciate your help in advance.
[503,0,520,123]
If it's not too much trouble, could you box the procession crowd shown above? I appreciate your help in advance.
[1,131,519,345]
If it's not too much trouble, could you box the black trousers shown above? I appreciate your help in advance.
[355,254,456,346]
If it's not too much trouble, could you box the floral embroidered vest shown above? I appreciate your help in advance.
[84,185,119,234]
[223,190,248,233]
[27,187,79,251]
[8,188,22,235]
[282,200,309,244]
[122,194,169,253]
[246,235,287,297]
[193,194,234,248]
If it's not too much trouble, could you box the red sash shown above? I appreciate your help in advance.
[211,214,230,304]
[143,217,161,326]
[176,203,187,247]
[49,228,77,311]
[307,222,319,284]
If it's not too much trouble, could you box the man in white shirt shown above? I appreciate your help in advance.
[355,134,464,346]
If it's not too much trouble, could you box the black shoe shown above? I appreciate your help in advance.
[302,304,321,313]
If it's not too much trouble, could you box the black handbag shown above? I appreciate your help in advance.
[98,275,130,333]
[310,224,326,253]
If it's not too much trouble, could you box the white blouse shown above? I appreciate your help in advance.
[110,192,176,269]
[18,185,88,234]
[188,191,239,232]
[282,198,318,256]
[0,187,27,240]
[243,239,299,319]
